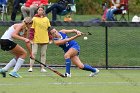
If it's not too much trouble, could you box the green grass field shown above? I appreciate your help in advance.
[0,68,140,93]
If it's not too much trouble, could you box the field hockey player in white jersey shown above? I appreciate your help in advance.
[0,17,34,78]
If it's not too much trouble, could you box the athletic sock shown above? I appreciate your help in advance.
[82,64,96,72]
[13,58,24,72]
[65,58,71,74]
[3,58,17,71]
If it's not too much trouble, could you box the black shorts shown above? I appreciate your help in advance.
[0,39,17,51]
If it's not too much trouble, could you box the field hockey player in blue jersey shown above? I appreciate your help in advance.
[48,26,99,77]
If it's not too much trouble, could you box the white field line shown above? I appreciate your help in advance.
[0,82,32,86]
[19,71,56,77]
[48,82,140,86]
[1,73,139,87]
[19,71,140,77]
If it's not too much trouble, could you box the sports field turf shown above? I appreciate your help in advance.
[0,68,140,93]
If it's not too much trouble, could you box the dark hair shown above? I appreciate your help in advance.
[37,6,45,10]
[48,26,55,32]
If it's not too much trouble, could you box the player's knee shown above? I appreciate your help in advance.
[78,64,84,69]
[20,50,27,59]
[78,66,83,69]
[64,54,70,59]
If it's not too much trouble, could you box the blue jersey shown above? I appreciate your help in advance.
[54,32,80,53]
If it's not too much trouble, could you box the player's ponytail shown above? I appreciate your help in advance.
[22,17,33,31]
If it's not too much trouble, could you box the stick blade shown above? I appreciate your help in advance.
[88,32,92,35]
[47,66,66,78]
[52,69,66,78]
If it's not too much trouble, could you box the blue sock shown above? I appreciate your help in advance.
[82,64,96,72]
[65,58,71,74]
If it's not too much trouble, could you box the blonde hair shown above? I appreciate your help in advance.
[22,17,33,31]
[23,17,32,24]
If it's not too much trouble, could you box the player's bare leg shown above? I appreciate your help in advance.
[71,56,99,77]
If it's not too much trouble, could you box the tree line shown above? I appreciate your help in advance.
[7,0,140,15]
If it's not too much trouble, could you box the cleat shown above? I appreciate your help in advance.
[89,69,99,77]
[41,68,47,72]
[65,73,71,77]
[9,71,22,78]
[0,69,6,77]
[28,68,33,72]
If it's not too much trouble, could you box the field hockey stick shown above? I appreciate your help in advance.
[82,32,92,35]
[30,57,66,78]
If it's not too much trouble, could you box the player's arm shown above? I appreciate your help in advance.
[60,29,77,33]
[12,24,29,42]
[25,41,34,59]
[23,30,32,56]
[53,34,81,46]
[23,28,34,59]
[61,29,82,35]
[12,25,34,58]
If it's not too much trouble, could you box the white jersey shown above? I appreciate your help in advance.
[1,25,15,41]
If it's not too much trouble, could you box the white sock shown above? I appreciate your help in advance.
[3,58,17,71]
[13,58,24,72]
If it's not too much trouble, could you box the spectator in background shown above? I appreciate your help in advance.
[28,6,51,72]
[106,0,121,21]
[45,0,74,21]
[11,0,26,21]
[101,1,108,21]
[21,0,48,18]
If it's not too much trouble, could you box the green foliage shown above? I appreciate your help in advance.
[7,0,13,14]
[6,0,140,15]
[76,0,102,14]
[129,0,140,15]
[136,0,140,5]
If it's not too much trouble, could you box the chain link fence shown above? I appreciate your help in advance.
[0,22,140,68]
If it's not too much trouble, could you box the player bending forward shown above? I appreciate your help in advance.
[0,17,34,78]
[48,26,99,77]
